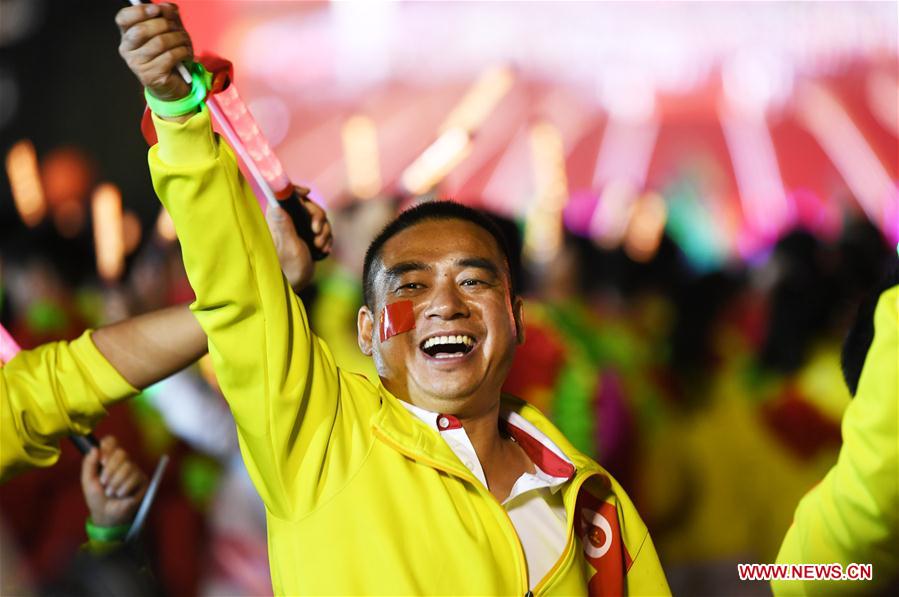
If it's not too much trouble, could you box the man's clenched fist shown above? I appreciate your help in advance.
[117,2,193,101]
[266,187,334,292]
[81,436,148,528]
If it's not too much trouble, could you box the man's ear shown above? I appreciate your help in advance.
[357,305,375,356]
[513,297,525,345]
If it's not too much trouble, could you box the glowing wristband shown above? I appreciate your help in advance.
[143,63,210,118]
[85,518,131,543]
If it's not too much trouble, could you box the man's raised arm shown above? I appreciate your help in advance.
[92,304,206,389]
[116,3,339,517]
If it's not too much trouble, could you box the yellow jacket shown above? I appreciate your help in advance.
[0,331,137,482]
[149,108,669,596]
[773,285,899,595]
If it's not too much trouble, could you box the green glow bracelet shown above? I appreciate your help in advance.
[85,518,131,543]
[143,63,210,118]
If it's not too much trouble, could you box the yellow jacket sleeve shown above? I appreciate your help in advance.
[0,331,137,482]
[773,285,899,595]
[147,108,345,519]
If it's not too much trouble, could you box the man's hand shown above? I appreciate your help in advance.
[266,187,333,292]
[117,2,192,101]
[81,436,148,528]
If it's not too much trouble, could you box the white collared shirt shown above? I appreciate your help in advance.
[400,401,575,588]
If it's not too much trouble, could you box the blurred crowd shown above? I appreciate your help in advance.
[1,185,893,595]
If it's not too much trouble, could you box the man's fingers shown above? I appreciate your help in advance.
[109,463,143,498]
[158,2,181,22]
[291,185,321,232]
[302,195,324,215]
[314,222,332,249]
[134,30,192,62]
[99,435,118,454]
[303,199,326,233]
[106,460,134,496]
[117,470,147,499]
[142,44,194,82]
[281,185,333,260]
[166,6,188,36]
[287,187,331,244]
[80,448,101,489]
[139,47,194,100]
[115,4,161,34]
[100,448,126,485]
[119,17,172,52]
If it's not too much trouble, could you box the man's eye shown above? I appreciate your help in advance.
[461,279,485,287]
[397,282,423,291]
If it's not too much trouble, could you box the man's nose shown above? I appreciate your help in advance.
[425,279,470,320]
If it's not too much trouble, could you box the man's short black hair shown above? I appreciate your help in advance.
[362,200,519,308]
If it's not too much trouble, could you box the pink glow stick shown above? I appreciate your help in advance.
[128,1,322,258]
[210,85,291,196]
[126,2,279,212]
[207,95,281,211]
[206,86,324,258]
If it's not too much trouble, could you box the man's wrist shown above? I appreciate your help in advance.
[144,63,209,121]
[85,517,131,542]
[156,110,199,124]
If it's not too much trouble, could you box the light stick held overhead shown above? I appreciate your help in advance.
[127,0,327,260]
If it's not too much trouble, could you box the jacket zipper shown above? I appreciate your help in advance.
[530,471,595,595]
[372,426,531,594]
[493,490,532,593]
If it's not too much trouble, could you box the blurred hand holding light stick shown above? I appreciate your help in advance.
[1,320,168,542]
[128,0,326,260]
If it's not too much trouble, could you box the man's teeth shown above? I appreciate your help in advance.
[422,335,475,350]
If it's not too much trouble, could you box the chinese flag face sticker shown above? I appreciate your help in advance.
[379,300,416,342]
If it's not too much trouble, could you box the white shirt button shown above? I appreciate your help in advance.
[438,416,450,429]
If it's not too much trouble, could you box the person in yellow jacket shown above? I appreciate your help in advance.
[773,267,899,595]
[1,173,325,485]
[117,4,670,595]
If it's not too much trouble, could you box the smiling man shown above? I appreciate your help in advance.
[116,3,669,595]
[357,208,538,507]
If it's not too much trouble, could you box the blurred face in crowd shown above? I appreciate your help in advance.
[358,218,524,416]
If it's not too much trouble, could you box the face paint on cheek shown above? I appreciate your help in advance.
[379,300,416,342]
